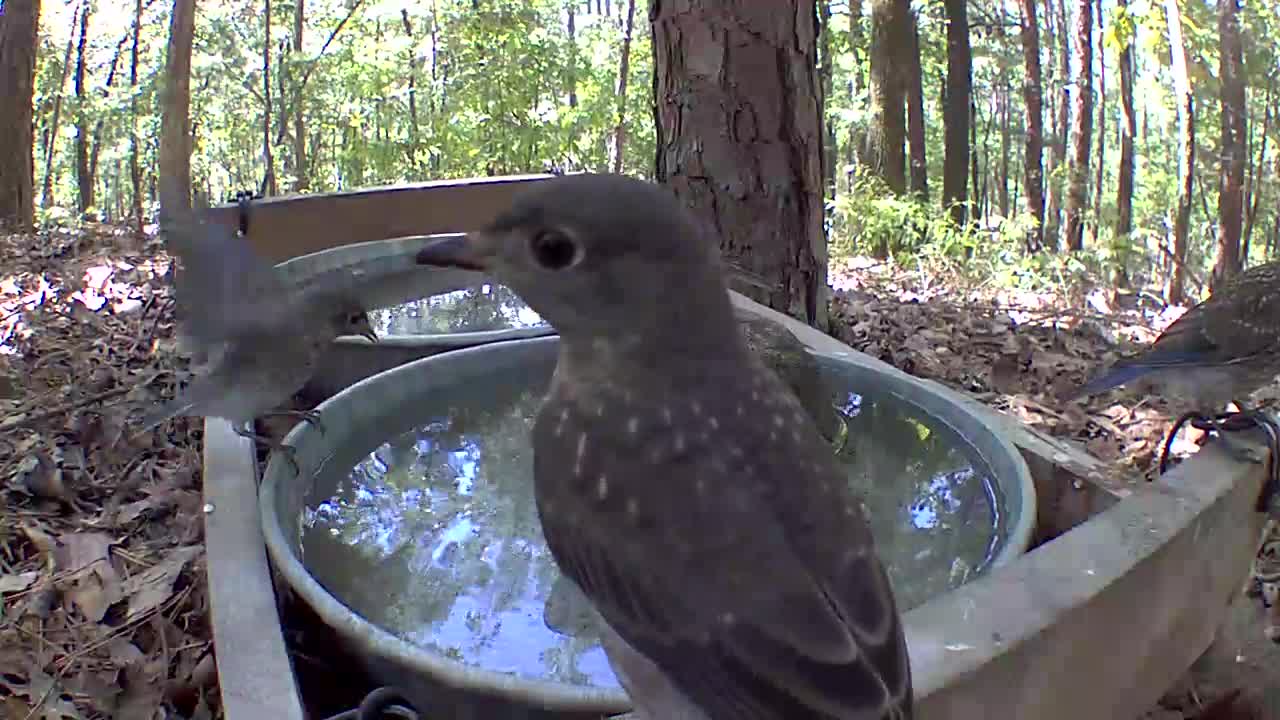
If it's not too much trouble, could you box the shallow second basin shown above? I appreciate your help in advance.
[260,333,1035,719]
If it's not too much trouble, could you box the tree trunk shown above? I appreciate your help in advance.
[41,3,79,211]
[159,0,195,211]
[1115,0,1135,284]
[906,12,928,200]
[73,4,93,215]
[1063,0,1093,251]
[567,4,578,108]
[0,0,42,229]
[292,0,308,189]
[128,0,145,232]
[997,4,1011,221]
[401,8,420,175]
[1243,85,1272,260]
[867,0,910,205]
[262,0,277,196]
[611,0,636,174]
[652,0,829,328]
[819,0,838,204]
[1091,0,1105,243]
[1165,0,1194,305]
[1017,0,1044,251]
[942,0,971,225]
[1212,0,1246,290]
[1045,0,1070,249]
[846,0,865,192]
[89,31,129,208]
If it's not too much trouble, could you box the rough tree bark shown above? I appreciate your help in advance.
[74,3,93,215]
[0,0,42,229]
[1165,0,1194,305]
[943,0,972,225]
[906,12,928,199]
[1115,0,1135,284]
[1017,0,1045,252]
[611,0,636,173]
[1212,0,1246,290]
[867,0,910,205]
[1063,0,1093,251]
[159,0,196,211]
[652,0,829,328]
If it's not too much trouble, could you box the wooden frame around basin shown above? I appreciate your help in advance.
[202,174,1268,720]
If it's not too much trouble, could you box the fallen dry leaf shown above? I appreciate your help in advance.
[121,545,201,622]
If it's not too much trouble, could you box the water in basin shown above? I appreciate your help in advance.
[299,356,1005,691]
[370,283,544,336]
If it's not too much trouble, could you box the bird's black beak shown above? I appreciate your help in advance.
[414,232,493,272]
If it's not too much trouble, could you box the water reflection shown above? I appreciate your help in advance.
[301,363,1002,691]
[369,284,545,336]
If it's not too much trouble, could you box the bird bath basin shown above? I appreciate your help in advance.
[260,335,1036,718]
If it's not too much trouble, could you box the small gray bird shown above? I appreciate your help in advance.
[140,187,376,460]
[1073,262,1280,488]
[417,174,913,719]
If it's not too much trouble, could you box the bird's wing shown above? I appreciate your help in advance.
[533,379,911,720]
[1145,262,1280,367]
[1072,262,1280,396]
[157,189,300,349]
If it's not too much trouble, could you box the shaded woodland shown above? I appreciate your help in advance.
[0,0,1274,314]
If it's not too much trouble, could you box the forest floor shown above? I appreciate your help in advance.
[0,223,1272,719]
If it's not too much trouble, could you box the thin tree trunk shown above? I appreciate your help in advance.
[906,12,928,199]
[1063,0,1093,251]
[567,4,578,108]
[943,0,971,225]
[159,0,196,211]
[89,31,130,207]
[819,0,838,204]
[1165,0,1194,304]
[1114,0,1135,285]
[846,0,865,192]
[1243,85,1272,260]
[1212,0,1246,290]
[292,0,308,189]
[73,4,93,215]
[1045,0,1071,249]
[262,0,277,196]
[429,0,441,173]
[1091,0,1105,243]
[1017,0,1045,251]
[128,0,145,232]
[41,2,80,211]
[401,8,420,174]
[611,0,637,174]
[997,3,1011,220]
[652,0,828,327]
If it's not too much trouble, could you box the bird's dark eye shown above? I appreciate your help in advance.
[530,229,580,270]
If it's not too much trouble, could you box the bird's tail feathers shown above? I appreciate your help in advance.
[1068,363,1153,400]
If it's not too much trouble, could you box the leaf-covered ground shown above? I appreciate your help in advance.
[0,228,1270,718]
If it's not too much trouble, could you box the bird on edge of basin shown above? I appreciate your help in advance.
[415,173,913,720]
[1069,260,1280,510]
[137,182,377,472]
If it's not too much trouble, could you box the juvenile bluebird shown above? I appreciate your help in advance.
[416,173,913,719]
[139,185,376,464]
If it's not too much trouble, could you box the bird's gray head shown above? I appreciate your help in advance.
[415,174,734,345]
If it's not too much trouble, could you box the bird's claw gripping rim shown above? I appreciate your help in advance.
[1160,409,1280,516]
